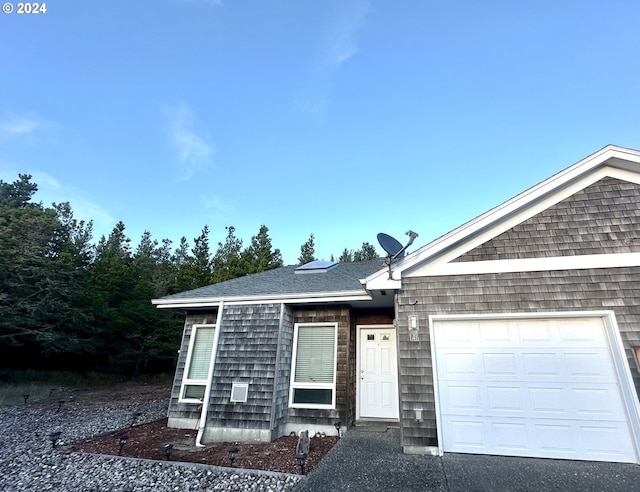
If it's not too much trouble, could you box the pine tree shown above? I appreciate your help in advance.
[298,233,316,265]
[242,225,283,274]
[353,242,378,261]
[211,226,244,283]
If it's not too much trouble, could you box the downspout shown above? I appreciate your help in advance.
[196,301,225,447]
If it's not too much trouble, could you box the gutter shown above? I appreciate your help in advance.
[195,300,225,447]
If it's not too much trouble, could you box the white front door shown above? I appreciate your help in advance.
[358,326,399,419]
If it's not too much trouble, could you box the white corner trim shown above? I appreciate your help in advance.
[407,252,640,277]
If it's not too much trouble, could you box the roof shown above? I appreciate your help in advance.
[365,144,640,289]
[153,259,386,309]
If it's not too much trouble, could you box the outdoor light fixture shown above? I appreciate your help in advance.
[49,431,62,449]
[227,447,239,467]
[118,435,129,456]
[130,411,143,428]
[296,452,308,475]
[163,443,173,461]
[334,421,342,438]
[56,400,65,412]
[23,394,29,405]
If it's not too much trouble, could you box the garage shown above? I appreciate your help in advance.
[432,314,640,463]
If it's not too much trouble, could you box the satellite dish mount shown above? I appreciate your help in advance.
[377,230,419,279]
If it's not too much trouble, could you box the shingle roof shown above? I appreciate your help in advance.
[156,259,386,302]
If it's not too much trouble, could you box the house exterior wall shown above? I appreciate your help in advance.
[168,303,396,440]
[167,311,218,423]
[396,176,640,452]
[205,303,282,433]
[271,305,294,434]
[396,267,640,450]
[288,306,352,429]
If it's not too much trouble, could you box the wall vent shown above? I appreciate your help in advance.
[230,382,249,403]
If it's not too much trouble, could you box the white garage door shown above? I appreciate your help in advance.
[433,316,639,463]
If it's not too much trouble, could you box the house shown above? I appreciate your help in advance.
[154,144,640,464]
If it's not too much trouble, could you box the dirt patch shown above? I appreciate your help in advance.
[70,419,337,474]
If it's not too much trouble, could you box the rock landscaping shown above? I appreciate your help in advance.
[0,384,336,491]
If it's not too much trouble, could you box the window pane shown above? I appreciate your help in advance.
[187,327,216,380]
[293,388,333,405]
[183,384,206,400]
[294,325,335,383]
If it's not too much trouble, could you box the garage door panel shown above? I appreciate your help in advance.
[434,317,638,463]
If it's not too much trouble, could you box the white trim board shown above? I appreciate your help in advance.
[153,291,372,309]
[407,252,640,277]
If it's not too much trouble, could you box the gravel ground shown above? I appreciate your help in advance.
[0,399,302,491]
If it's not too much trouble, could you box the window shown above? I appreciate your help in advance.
[180,325,216,402]
[289,323,337,409]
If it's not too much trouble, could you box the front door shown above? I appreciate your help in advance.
[358,326,399,419]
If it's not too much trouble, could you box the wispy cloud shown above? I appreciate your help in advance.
[298,0,371,117]
[0,113,45,140]
[322,0,371,72]
[163,104,216,179]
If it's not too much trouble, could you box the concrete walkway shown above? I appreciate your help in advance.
[294,424,640,492]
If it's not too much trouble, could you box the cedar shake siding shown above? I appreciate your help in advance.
[271,305,294,433]
[396,267,640,449]
[395,176,640,450]
[168,311,218,423]
[206,304,282,432]
[289,307,351,427]
[456,177,640,262]
[167,304,395,440]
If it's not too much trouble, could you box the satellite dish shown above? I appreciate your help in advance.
[377,233,404,257]
[377,230,419,261]
[377,230,419,280]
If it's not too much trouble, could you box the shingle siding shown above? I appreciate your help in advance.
[287,307,352,426]
[272,305,293,431]
[206,304,281,430]
[167,311,218,421]
[397,177,640,450]
[456,177,640,261]
[397,268,640,448]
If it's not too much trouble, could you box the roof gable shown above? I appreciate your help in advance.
[366,145,640,287]
[456,177,640,262]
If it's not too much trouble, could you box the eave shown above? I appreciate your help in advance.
[152,289,373,309]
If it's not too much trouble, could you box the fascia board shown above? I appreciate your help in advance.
[153,290,372,309]
[408,252,640,277]
[388,146,640,277]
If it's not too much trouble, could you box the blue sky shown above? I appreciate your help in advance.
[1,1,639,264]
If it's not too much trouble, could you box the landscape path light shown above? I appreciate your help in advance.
[49,431,62,449]
[130,411,143,428]
[163,443,173,461]
[296,452,307,475]
[334,421,342,438]
[118,435,128,456]
[228,447,239,467]
[23,394,29,405]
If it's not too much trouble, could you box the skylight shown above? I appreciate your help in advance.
[294,260,339,274]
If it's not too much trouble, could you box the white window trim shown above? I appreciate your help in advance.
[289,322,338,409]
[179,324,217,403]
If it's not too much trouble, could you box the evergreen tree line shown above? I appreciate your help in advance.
[0,175,378,375]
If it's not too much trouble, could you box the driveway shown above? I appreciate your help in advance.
[294,425,640,492]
